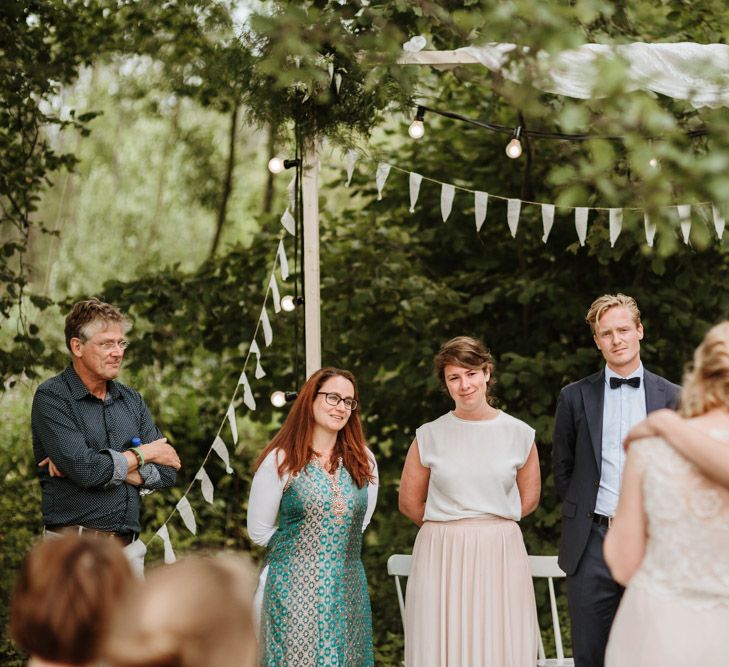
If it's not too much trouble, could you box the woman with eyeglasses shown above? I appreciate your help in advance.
[247,367,378,666]
[399,336,541,666]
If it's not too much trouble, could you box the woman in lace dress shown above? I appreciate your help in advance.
[604,321,729,666]
[247,367,378,666]
[399,336,541,666]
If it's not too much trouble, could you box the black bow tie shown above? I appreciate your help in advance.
[610,376,641,389]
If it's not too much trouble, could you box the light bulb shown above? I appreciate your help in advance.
[268,157,285,174]
[271,390,287,407]
[505,138,522,159]
[281,295,296,312]
[408,120,425,139]
[648,157,659,169]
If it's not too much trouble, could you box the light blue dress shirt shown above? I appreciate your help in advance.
[595,363,646,517]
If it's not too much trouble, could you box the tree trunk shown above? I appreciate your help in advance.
[209,105,239,258]
[261,122,276,215]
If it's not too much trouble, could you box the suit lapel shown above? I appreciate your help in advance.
[581,370,605,468]
[644,369,667,413]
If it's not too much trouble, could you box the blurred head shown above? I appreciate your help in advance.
[102,555,257,667]
[10,535,132,666]
[587,294,643,374]
[680,321,729,418]
[434,336,495,399]
[255,367,373,487]
[65,298,132,383]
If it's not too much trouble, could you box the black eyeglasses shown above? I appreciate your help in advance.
[317,392,358,411]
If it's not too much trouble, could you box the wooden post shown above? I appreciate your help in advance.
[302,140,321,377]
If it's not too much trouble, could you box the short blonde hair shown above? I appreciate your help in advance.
[680,321,729,417]
[433,336,495,396]
[586,294,641,334]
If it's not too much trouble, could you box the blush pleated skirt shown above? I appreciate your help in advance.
[404,515,538,667]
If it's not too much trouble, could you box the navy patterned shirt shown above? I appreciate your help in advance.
[31,365,176,533]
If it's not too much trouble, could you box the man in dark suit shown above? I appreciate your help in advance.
[552,294,680,667]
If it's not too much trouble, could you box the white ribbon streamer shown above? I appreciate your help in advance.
[713,205,726,239]
[226,403,238,444]
[375,162,391,200]
[260,306,272,347]
[677,204,691,244]
[541,204,555,243]
[277,240,289,280]
[474,191,488,231]
[409,172,423,212]
[644,213,656,247]
[269,274,281,313]
[238,370,257,410]
[176,496,197,535]
[280,208,295,235]
[195,467,215,504]
[507,199,521,237]
[345,150,358,186]
[212,435,233,474]
[575,207,588,246]
[440,183,455,222]
[609,209,623,247]
[249,339,265,379]
[156,525,176,564]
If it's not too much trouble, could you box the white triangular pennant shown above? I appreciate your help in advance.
[277,240,289,280]
[195,467,214,504]
[328,61,334,83]
[345,150,358,186]
[334,72,342,94]
[375,162,391,200]
[238,370,257,410]
[644,213,656,247]
[507,199,521,237]
[541,204,555,243]
[250,339,265,380]
[609,209,623,247]
[269,274,281,313]
[226,403,238,444]
[677,205,691,244]
[212,435,233,474]
[280,208,295,235]
[176,496,197,535]
[156,525,176,564]
[440,184,455,222]
[575,207,588,246]
[474,191,488,232]
[123,539,147,578]
[260,306,272,347]
[409,172,422,212]
[713,205,726,239]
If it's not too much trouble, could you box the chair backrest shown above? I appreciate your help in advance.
[528,555,571,666]
[386,553,412,632]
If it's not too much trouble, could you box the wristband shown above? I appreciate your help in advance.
[130,447,145,467]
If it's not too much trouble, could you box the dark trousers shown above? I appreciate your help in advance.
[566,522,624,667]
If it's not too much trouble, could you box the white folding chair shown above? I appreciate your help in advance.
[387,553,412,633]
[528,555,574,667]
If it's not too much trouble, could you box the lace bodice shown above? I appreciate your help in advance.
[629,431,729,609]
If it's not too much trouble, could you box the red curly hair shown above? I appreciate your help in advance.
[254,367,373,488]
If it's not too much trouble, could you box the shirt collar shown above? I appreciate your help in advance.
[63,364,122,401]
[604,361,644,385]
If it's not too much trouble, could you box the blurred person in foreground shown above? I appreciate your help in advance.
[103,554,257,667]
[32,298,180,573]
[10,534,132,667]
[604,321,729,666]
[399,336,541,666]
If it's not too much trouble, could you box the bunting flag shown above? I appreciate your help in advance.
[713,205,726,239]
[677,205,692,244]
[609,209,623,247]
[375,162,391,200]
[441,184,455,222]
[176,497,197,535]
[250,340,265,379]
[157,525,176,564]
[238,370,257,410]
[328,61,334,82]
[345,149,358,186]
[124,539,147,579]
[212,435,233,474]
[334,73,342,94]
[226,403,238,444]
[260,306,273,346]
[195,467,215,504]
[644,213,657,247]
[280,208,295,235]
[575,207,588,246]
[277,240,289,280]
[269,274,281,313]
[507,199,521,237]
[409,172,423,212]
[474,191,488,232]
[541,204,555,243]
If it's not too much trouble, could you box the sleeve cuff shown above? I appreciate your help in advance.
[103,449,129,489]
[138,463,161,487]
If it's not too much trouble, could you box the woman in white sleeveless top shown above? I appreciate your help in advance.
[399,336,541,666]
[605,321,729,666]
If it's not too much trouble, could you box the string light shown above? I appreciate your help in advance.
[270,390,298,408]
[268,157,301,174]
[408,106,426,139]
[281,295,303,312]
[505,127,523,159]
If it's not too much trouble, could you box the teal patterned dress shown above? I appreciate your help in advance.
[261,458,374,666]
